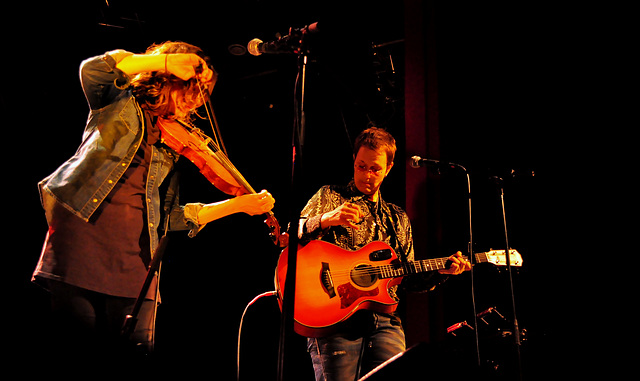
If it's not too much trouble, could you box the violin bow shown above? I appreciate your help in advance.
[195,65,228,157]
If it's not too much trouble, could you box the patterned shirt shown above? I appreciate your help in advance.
[299,180,445,297]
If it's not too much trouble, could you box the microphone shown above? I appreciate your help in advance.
[247,22,320,56]
[247,38,295,56]
[410,155,441,168]
[410,156,466,172]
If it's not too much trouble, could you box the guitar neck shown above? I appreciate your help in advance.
[378,253,493,279]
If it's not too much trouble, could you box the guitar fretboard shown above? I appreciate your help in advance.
[376,254,491,279]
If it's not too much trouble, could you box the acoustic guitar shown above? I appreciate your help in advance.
[275,240,522,337]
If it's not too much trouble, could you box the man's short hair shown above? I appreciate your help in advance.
[353,127,397,166]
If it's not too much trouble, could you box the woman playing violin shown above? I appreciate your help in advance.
[32,41,275,360]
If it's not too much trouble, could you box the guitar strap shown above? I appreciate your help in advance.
[346,184,406,262]
[382,201,407,263]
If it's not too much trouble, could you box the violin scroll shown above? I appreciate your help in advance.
[265,214,289,248]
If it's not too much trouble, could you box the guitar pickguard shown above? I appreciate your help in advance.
[337,282,380,309]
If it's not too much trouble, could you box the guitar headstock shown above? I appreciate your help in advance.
[481,249,523,267]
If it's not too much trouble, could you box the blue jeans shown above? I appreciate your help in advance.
[307,312,406,381]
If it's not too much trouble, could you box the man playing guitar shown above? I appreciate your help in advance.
[296,127,470,381]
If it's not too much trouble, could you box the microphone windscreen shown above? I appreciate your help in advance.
[247,38,263,56]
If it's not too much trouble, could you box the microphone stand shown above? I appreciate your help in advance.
[454,164,481,369]
[121,235,168,340]
[493,177,523,380]
[460,165,481,369]
[277,37,310,381]
[122,172,178,347]
[416,159,481,368]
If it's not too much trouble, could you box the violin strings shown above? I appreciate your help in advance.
[182,115,257,196]
[185,129,257,197]
[182,81,259,196]
[200,134,257,194]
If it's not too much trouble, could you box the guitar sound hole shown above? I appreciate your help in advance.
[350,265,377,288]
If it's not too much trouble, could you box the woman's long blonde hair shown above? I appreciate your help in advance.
[130,41,217,119]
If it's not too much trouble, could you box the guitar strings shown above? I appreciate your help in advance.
[323,256,475,279]
[308,253,512,287]
[326,253,508,280]
[325,259,451,277]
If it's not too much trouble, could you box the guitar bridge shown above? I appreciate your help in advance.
[321,262,336,298]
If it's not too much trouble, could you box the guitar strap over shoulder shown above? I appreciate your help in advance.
[383,203,406,262]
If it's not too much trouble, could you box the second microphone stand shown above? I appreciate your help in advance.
[418,159,481,368]
[493,177,523,380]
[455,163,481,368]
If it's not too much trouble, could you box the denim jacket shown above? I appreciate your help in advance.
[39,50,205,256]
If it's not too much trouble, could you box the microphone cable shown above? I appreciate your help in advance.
[237,290,278,381]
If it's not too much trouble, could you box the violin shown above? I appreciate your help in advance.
[157,117,288,247]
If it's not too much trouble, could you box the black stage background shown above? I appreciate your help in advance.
[3,1,593,379]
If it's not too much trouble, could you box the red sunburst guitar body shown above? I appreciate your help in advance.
[275,240,522,338]
[276,241,401,337]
